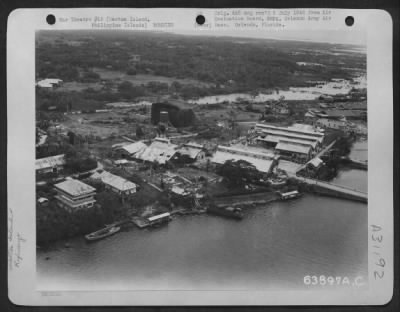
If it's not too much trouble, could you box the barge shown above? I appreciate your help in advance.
[207,205,243,220]
[85,226,120,242]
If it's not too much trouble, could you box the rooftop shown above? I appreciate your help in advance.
[91,171,137,191]
[255,123,324,138]
[135,140,178,164]
[307,157,324,168]
[36,154,66,170]
[121,141,147,155]
[275,141,312,155]
[257,135,318,149]
[212,145,275,173]
[55,179,96,197]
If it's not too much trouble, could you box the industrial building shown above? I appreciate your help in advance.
[116,141,147,159]
[212,145,278,173]
[36,154,66,174]
[90,170,137,196]
[134,138,178,165]
[254,123,325,163]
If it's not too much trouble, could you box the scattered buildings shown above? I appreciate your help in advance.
[54,178,96,212]
[315,118,348,130]
[90,170,137,196]
[212,145,277,173]
[324,109,367,120]
[36,154,66,174]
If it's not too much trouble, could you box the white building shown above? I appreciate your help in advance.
[90,170,137,196]
[36,154,65,174]
[212,145,277,173]
[54,179,96,212]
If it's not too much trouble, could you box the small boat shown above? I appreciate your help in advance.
[278,190,303,200]
[207,205,243,220]
[85,226,120,242]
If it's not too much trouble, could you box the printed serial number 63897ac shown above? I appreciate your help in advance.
[304,275,365,287]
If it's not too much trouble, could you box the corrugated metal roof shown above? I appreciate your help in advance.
[212,146,275,173]
[55,179,96,197]
[260,129,323,143]
[255,123,324,138]
[275,142,312,155]
[121,141,147,155]
[135,141,178,164]
[91,171,136,191]
[36,154,65,170]
[257,135,318,149]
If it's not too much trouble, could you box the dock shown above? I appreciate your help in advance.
[295,176,367,203]
[130,216,150,229]
[214,192,281,207]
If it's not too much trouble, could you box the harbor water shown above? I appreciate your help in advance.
[332,139,368,193]
[37,141,368,291]
[188,76,366,104]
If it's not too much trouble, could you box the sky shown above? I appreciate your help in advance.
[171,29,366,46]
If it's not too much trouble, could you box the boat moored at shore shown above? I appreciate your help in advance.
[207,205,244,220]
[85,226,121,242]
[278,190,303,200]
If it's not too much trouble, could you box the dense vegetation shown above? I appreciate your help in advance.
[217,160,263,186]
[36,191,125,245]
[36,30,366,98]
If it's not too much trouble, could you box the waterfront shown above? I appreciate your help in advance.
[188,76,366,104]
[333,140,368,193]
[37,140,368,291]
[37,194,367,291]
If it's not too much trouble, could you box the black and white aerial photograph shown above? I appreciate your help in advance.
[35,28,368,291]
